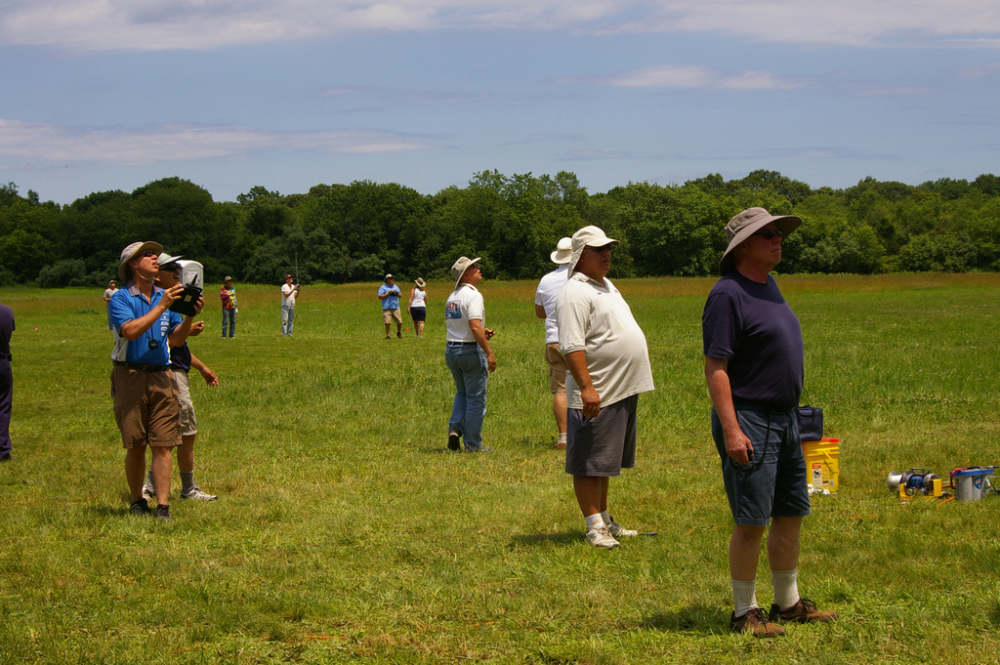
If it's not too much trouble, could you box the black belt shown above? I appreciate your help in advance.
[0,352,10,361]
[732,398,794,414]
[113,360,169,372]
[446,342,478,347]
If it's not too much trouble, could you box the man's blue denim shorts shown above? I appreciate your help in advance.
[711,403,811,527]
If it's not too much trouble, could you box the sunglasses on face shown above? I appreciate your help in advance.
[586,244,613,253]
[752,229,784,240]
[141,251,157,258]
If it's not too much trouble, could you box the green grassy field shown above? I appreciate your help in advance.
[1,274,999,664]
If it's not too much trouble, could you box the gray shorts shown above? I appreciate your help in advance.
[565,394,638,477]
[172,369,198,437]
[711,403,810,527]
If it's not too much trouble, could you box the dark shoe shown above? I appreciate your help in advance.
[769,598,838,624]
[129,498,152,516]
[154,504,172,521]
[448,429,461,451]
[396,332,402,339]
[731,608,785,637]
[0,453,12,462]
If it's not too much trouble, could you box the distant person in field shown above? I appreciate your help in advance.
[444,257,496,453]
[109,241,203,521]
[140,252,219,503]
[281,274,300,337]
[556,227,654,548]
[220,276,237,338]
[103,280,118,331]
[0,303,14,462]
[703,207,838,637]
[408,278,428,338]
[534,237,572,450]
[378,274,403,339]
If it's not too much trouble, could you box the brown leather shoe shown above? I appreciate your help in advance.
[730,608,785,637]
[769,598,838,624]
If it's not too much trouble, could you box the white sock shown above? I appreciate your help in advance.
[600,510,612,525]
[771,568,800,611]
[732,579,758,617]
[558,433,567,445]
[585,513,605,531]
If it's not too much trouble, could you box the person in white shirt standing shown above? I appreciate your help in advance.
[444,257,497,453]
[556,226,655,549]
[534,237,572,450]
[281,274,300,336]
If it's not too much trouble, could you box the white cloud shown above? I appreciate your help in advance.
[2,0,1000,51]
[605,65,804,90]
[0,119,436,164]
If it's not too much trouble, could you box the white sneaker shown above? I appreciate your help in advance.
[141,483,156,501]
[607,517,638,537]
[585,525,620,549]
[180,486,218,501]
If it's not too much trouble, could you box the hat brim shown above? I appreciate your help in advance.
[567,239,618,276]
[719,215,801,276]
[118,241,163,282]
[454,258,481,291]
[550,249,573,265]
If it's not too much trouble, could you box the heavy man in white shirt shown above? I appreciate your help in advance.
[534,237,572,450]
[556,226,655,548]
[444,257,497,453]
[281,274,300,336]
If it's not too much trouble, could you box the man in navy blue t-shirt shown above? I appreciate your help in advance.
[703,208,837,637]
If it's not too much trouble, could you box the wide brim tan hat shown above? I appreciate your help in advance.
[550,237,573,265]
[415,277,426,288]
[719,207,801,276]
[118,241,163,282]
[567,226,618,275]
[450,256,481,291]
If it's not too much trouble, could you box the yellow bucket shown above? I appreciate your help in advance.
[802,438,839,492]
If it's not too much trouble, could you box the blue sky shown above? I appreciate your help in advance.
[2,1,999,204]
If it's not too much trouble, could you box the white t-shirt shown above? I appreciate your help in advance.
[534,264,569,345]
[411,288,427,308]
[281,283,297,307]
[445,283,484,343]
[103,287,117,304]
[556,272,654,409]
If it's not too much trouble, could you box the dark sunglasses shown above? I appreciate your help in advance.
[752,229,784,240]
[141,251,157,258]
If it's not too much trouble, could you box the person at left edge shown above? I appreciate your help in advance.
[109,241,203,521]
[0,302,14,462]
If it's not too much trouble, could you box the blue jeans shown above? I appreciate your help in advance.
[281,305,295,336]
[222,309,236,337]
[445,343,488,451]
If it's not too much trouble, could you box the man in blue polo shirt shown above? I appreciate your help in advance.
[378,274,403,339]
[109,241,203,521]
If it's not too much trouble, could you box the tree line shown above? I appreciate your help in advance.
[2,169,999,288]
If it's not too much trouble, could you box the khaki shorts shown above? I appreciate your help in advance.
[111,366,181,449]
[383,308,402,325]
[545,343,567,394]
[172,369,198,437]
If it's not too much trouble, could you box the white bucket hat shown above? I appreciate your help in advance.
[550,237,573,265]
[719,207,801,275]
[156,252,184,269]
[118,241,163,282]
[567,226,618,275]
[450,256,481,290]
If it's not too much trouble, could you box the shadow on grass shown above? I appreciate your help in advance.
[509,532,581,548]
[87,504,129,518]
[989,602,1000,627]
[640,605,728,636]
